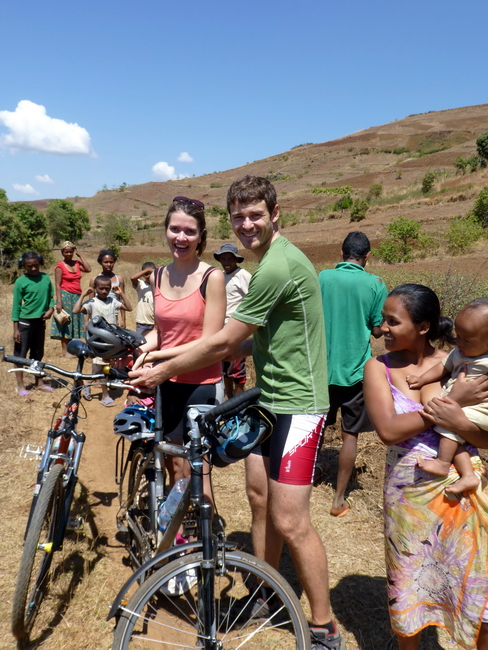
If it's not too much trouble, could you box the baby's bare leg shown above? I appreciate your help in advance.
[418,436,458,476]
[446,446,479,494]
[419,382,443,405]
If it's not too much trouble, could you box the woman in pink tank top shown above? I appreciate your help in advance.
[134,197,226,485]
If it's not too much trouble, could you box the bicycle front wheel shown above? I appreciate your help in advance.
[11,463,65,642]
[113,549,310,649]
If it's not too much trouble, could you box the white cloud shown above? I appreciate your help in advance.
[177,151,194,163]
[13,183,39,195]
[0,100,95,156]
[152,161,188,181]
[35,174,54,184]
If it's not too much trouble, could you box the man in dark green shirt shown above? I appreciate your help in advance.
[319,232,387,517]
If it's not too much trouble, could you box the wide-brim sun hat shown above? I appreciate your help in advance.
[213,243,244,262]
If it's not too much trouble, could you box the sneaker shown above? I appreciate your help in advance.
[224,595,273,629]
[82,386,92,401]
[310,623,345,650]
[160,567,198,597]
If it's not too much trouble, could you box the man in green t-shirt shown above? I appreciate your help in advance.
[319,232,387,518]
[131,176,344,650]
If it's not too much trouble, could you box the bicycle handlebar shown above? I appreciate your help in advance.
[2,349,137,388]
[203,386,261,424]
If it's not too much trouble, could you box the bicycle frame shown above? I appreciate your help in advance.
[109,388,263,634]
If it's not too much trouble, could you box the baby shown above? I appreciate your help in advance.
[407,298,488,494]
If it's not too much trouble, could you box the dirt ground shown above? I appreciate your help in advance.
[1,250,485,650]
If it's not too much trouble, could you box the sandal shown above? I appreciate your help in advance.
[17,390,30,398]
[100,397,115,407]
[82,386,92,401]
[330,498,352,518]
[38,385,54,392]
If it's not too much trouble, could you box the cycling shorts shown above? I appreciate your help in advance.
[251,413,326,485]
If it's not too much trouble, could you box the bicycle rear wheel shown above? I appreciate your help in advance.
[113,549,310,649]
[11,463,65,642]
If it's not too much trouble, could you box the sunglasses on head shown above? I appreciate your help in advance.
[173,196,205,208]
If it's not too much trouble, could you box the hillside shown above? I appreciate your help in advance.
[24,103,488,265]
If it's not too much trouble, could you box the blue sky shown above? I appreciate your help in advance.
[1,0,487,201]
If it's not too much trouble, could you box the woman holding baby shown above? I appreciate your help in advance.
[364,284,488,650]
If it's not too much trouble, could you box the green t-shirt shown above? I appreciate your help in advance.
[11,273,54,321]
[233,237,329,415]
[318,262,387,387]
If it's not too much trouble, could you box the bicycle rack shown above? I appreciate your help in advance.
[20,444,43,460]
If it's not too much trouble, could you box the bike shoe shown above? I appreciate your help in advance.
[310,623,346,650]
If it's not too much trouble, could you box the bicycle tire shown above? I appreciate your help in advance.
[127,446,157,567]
[112,549,311,649]
[11,463,65,642]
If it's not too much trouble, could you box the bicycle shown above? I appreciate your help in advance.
[108,387,311,649]
[1,330,143,645]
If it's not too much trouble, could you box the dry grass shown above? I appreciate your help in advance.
[0,253,459,649]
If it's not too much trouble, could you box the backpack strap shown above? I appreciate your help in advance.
[199,266,217,299]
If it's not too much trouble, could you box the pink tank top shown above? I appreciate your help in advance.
[154,267,222,385]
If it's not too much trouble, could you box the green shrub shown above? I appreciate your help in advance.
[373,216,421,263]
[421,171,438,194]
[467,155,482,173]
[445,215,484,254]
[454,156,469,174]
[332,194,353,212]
[367,183,383,202]
[476,132,488,167]
[349,199,369,222]
[310,185,353,196]
[0,193,51,269]
[470,185,488,227]
[279,212,300,227]
[215,214,231,239]
[102,213,134,249]
[46,199,91,246]
[210,182,223,188]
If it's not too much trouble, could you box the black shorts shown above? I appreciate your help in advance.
[14,319,46,362]
[325,382,373,435]
[158,380,224,440]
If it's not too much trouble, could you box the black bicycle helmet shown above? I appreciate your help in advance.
[113,405,155,441]
[210,404,276,467]
[85,316,146,359]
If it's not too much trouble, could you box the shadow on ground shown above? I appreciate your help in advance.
[332,574,445,650]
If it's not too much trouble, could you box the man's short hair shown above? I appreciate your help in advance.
[342,231,371,260]
[227,175,277,216]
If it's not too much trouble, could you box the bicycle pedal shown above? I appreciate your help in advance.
[66,516,84,531]
[116,518,128,533]
[20,444,43,460]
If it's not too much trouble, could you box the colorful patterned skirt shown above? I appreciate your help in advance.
[50,289,84,340]
[384,446,488,648]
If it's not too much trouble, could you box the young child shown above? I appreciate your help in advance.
[89,249,126,326]
[213,243,251,397]
[73,276,132,406]
[407,298,488,494]
[130,262,156,337]
[11,251,54,396]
